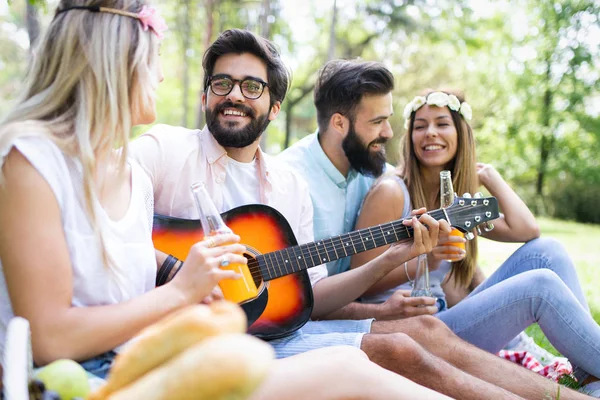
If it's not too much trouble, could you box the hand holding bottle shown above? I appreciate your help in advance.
[430,231,466,262]
[170,233,247,304]
[440,170,467,262]
[191,182,259,303]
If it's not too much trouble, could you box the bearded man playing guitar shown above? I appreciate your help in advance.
[131,30,596,400]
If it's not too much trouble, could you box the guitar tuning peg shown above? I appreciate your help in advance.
[474,192,483,198]
[476,226,482,236]
[465,232,475,240]
[462,193,472,198]
[484,222,494,232]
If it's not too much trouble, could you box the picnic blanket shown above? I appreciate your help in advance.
[498,350,573,382]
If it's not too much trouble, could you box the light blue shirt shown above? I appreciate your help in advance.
[278,133,379,276]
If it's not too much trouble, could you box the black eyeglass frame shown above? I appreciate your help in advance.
[207,74,269,100]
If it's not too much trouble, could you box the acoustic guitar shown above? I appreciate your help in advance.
[152,195,499,340]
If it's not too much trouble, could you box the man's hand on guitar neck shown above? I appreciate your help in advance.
[311,209,449,320]
[381,208,451,268]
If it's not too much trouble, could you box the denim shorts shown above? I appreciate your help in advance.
[78,350,117,380]
[266,319,374,359]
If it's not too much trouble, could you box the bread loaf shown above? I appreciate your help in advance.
[107,334,274,400]
[90,301,246,399]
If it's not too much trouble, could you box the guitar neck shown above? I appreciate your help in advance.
[256,209,446,281]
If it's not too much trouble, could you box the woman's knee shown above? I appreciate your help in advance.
[519,269,562,287]
[523,237,572,267]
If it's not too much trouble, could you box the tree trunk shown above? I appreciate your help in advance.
[327,0,337,60]
[259,0,272,150]
[283,84,315,149]
[536,60,553,197]
[260,0,271,39]
[180,0,191,126]
[195,0,217,128]
[25,0,40,52]
[284,100,292,149]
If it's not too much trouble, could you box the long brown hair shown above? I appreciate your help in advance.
[399,90,478,288]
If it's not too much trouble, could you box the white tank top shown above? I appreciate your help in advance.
[0,136,156,355]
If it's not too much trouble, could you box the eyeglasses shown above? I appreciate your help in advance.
[208,75,269,100]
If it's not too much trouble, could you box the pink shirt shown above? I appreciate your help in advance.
[130,124,327,286]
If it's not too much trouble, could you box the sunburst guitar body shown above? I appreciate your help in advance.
[152,205,311,340]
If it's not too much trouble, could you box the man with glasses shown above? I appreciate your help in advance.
[129,29,583,400]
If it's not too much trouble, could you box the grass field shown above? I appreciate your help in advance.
[478,217,600,356]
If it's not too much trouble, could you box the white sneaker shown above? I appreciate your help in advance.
[504,332,567,366]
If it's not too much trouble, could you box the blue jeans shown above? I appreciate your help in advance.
[437,237,600,378]
[78,350,116,379]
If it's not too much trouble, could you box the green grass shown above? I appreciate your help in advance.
[478,217,600,357]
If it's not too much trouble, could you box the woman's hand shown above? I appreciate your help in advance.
[200,287,224,305]
[429,232,466,263]
[475,162,540,242]
[476,162,502,189]
[170,233,247,304]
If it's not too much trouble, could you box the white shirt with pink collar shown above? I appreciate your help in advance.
[130,124,328,287]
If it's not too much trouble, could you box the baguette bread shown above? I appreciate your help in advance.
[106,334,274,400]
[90,301,246,399]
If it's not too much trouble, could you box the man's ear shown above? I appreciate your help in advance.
[330,113,349,137]
[201,92,207,112]
[269,101,281,121]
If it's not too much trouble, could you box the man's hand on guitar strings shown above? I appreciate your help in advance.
[408,207,452,233]
[382,210,451,266]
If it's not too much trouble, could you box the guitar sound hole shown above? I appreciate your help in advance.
[244,253,263,289]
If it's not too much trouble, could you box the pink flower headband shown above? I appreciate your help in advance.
[56,5,168,40]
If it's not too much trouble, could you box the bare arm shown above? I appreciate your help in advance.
[477,163,540,242]
[0,149,243,366]
[351,180,418,296]
[311,213,446,318]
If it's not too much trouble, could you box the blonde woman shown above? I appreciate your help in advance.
[0,3,451,398]
[0,0,250,379]
[352,90,600,395]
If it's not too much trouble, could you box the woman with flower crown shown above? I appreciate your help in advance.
[351,90,600,394]
[0,2,450,398]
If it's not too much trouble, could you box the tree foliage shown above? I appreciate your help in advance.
[3,0,600,222]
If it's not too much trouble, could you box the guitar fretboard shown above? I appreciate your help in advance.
[253,209,446,281]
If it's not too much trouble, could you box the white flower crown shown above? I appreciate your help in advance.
[403,92,472,129]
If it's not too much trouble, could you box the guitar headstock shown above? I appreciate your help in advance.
[444,195,499,234]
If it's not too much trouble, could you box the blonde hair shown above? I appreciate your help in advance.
[399,89,479,288]
[0,0,160,276]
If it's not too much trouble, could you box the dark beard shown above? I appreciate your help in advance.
[342,120,387,177]
[205,100,271,148]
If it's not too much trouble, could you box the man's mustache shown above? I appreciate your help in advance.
[370,137,388,147]
[215,101,256,119]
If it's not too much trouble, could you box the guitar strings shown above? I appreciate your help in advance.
[246,219,417,278]
[236,205,487,279]
[246,207,478,278]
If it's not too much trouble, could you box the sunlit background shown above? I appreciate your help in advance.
[1,0,599,222]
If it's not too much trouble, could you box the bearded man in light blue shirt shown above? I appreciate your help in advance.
[279,60,399,276]
[278,60,428,321]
